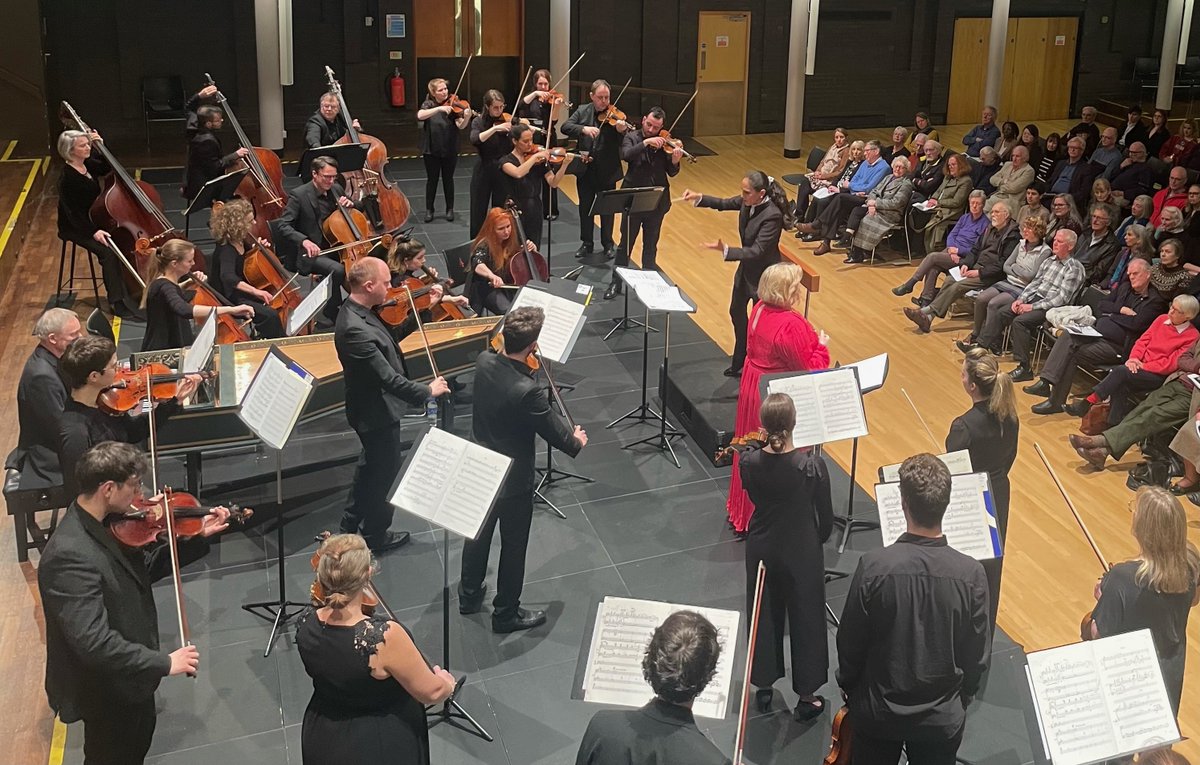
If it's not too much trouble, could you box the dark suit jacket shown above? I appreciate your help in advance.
[8,346,68,489]
[962,221,1021,286]
[575,699,731,765]
[38,503,208,722]
[621,129,680,215]
[1046,158,1101,214]
[183,130,238,201]
[561,103,624,185]
[334,299,430,433]
[304,110,350,149]
[696,195,783,298]
[1109,161,1154,203]
[472,351,580,497]
[275,180,347,250]
[1073,230,1121,283]
[1117,121,1149,152]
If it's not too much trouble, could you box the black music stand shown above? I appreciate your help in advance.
[596,187,665,337]
[296,143,369,177]
[183,168,248,238]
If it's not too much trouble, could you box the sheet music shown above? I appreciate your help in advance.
[507,287,587,364]
[614,268,696,313]
[880,449,973,483]
[582,596,740,719]
[766,367,868,448]
[389,427,512,540]
[874,472,1000,559]
[813,186,836,200]
[1025,630,1180,765]
[1063,324,1102,338]
[181,311,217,374]
[236,348,316,450]
[844,353,889,393]
[288,276,333,336]
[949,267,968,282]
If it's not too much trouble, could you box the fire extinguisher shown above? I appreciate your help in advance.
[389,68,406,108]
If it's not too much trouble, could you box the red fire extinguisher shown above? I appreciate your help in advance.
[389,68,406,108]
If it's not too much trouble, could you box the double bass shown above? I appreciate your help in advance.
[503,201,549,285]
[323,67,411,230]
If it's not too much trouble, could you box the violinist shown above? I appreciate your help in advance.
[276,156,356,324]
[304,91,361,149]
[296,533,457,765]
[515,68,561,220]
[501,124,572,248]
[417,78,473,223]
[39,441,228,765]
[182,105,250,202]
[383,238,470,339]
[56,129,144,321]
[1086,486,1199,716]
[562,79,629,260]
[57,335,199,497]
[469,89,515,237]
[606,106,682,300]
[467,207,534,315]
[208,199,285,338]
[140,239,254,352]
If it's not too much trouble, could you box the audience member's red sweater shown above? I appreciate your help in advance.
[1128,315,1199,375]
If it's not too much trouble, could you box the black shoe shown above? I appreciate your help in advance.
[602,246,617,261]
[446,209,456,222]
[1024,379,1052,397]
[492,607,547,633]
[545,212,557,221]
[955,339,978,353]
[723,366,743,378]
[794,696,826,723]
[1031,400,1063,415]
[458,583,488,615]
[755,688,773,713]
[1009,365,1034,382]
[892,281,915,296]
[366,530,411,554]
[424,210,435,223]
[1064,399,1094,417]
[911,296,932,308]
[575,244,594,259]
[604,281,622,300]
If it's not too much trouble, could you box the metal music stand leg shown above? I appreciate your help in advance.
[604,211,655,338]
[607,308,673,430]
[624,312,683,467]
[427,528,493,741]
[242,449,308,657]
[831,437,879,553]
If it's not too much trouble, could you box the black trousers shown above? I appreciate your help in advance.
[577,174,617,249]
[816,192,866,240]
[66,234,132,308]
[1039,335,1123,406]
[422,153,457,212]
[81,697,156,765]
[340,424,408,545]
[514,196,544,248]
[297,253,345,320]
[470,162,507,239]
[616,210,666,271]
[243,299,284,339]
[1094,365,1168,425]
[459,490,534,619]
[730,276,754,370]
[792,176,817,220]
[852,723,965,765]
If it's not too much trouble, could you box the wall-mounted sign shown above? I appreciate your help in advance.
[716,35,729,47]
[386,14,406,38]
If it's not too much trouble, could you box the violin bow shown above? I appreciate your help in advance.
[1034,443,1110,572]
[665,90,698,135]
[547,52,586,97]
[733,562,767,765]
[402,283,441,380]
[450,54,475,101]
[513,66,533,114]
[900,387,941,453]
[612,77,633,109]
[535,346,575,429]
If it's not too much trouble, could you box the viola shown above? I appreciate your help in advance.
[824,706,854,765]
[502,201,549,285]
[242,239,303,329]
[375,276,440,327]
[98,363,213,415]
[108,489,252,548]
[187,276,254,344]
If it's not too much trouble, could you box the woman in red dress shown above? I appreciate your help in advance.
[727,262,830,535]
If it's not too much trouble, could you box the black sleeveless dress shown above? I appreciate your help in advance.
[295,609,430,764]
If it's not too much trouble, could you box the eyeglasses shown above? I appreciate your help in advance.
[317,172,338,180]
[1091,216,1110,222]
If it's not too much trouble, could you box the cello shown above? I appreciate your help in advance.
[503,201,549,285]
[186,276,254,344]
[203,74,288,239]
[242,240,303,331]
[323,67,412,230]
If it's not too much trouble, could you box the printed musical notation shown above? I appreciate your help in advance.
[875,472,1000,560]
[766,367,868,448]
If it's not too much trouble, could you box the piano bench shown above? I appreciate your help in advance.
[3,470,70,563]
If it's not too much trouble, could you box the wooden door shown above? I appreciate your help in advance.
[413,0,521,57]
[695,12,749,136]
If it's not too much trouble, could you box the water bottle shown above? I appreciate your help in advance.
[425,397,438,422]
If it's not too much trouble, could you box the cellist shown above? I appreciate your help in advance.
[140,239,253,352]
[467,207,534,315]
[207,200,285,338]
[500,124,571,248]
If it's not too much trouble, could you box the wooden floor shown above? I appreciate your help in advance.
[1,121,1197,764]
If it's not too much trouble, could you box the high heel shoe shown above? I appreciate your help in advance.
[755,688,773,713]
[794,695,826,722]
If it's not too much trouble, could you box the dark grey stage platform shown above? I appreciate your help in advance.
[55,158,1038,765]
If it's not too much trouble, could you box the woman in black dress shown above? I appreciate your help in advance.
[416,77,473,223]
[297,534,457,765]
[467,207,535,315]
[207,199,284,338]
[1086,487,1199,716]
[140,239,253,351]
[516,68,563,220]
[740,392,832,721]
[468,89,514,238]
[500,124,571,248]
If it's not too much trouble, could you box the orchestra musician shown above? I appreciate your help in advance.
[561,79,629,260]
[207,200,285,339]
[139,239,254,352]
[275,156,356,325]
[57,335,199,497]
[6,309,82,490]
[182,105,249,202]
[388,237,468,307]
[459,307,588,633]
[515,68,561,220]
[296,533,457,765]
[681,171,789,377]
[501,124,571,248]
[606,106,682,300]
[417,78,473,223]
[469,90,515,238]
[467,207,535,315]
[39,441,228,765]
[836,454,990,765]
[575,611,730,765]
[334,257,449,554]
[304,91,361,149]
[184,84,219,140]
[56,129,144,320]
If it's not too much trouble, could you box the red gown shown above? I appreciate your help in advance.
[727,302,830,531]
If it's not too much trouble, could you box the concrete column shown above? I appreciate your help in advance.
[982,0,1010,112]
[255,0,285,149]
[1159,0,1186,111]
[550,0,569,137]
[782,0,811,158]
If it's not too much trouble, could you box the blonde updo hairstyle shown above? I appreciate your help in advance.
[756,262,805,310]
[759,392,796,452]
[140,239,197,308]
[314,533,374,611]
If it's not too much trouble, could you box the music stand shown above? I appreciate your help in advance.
[183,168,248,238]
[595,187,664,336]
[296,143,369,177]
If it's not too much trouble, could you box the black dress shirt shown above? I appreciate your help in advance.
[58,156,111,240]
[470,114,514,165]
[57,398,181,497]
[141,279,196,352]
[575,698,731,765]
[418,98,460,157]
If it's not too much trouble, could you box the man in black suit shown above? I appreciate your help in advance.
[576,611,730,765]
[6,308,81,490]
[683,171,785,376]
[459,306,588,633]
[39,441,228,764]
[303,91,360,149]
[182,105,248,201]
[276,155,356,322]
[334,257,448,553]
[562,79,630,260]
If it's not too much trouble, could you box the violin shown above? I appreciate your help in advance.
[503,201,549,285]
[418,266,469,321]
[98,363,213,415]
[309,543,382,615]
[656,129,698,164]
[490,331,540,372]
[824,706,854,765]
[375,276,442,327]
[713,430,767,467]
[535,90,567,106]
[187,275,254,344]
[596,106,628,128]
[108,489,252,548]
[445,54,476,119]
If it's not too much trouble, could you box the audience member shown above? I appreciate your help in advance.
[904,111,939,153]
[916,153,974,253]
[1047,136,1100,213]
[792,127,852,223]
[1145,108,1172,158]
[1096,223,1156,294]
[1091,127,1123,180]
[1046,193,1085,246]
[894,191,990,307]
[971,146,1002,194]
[845,157,914,264]
[794,140,888,256]
[1089,178,1120,227]
[1066,106,1101,156]
[1115,194,1154,242]
[1118,105,1149,152]
[1035,133,1062,184]
[1151,167,1190,228]
[1020,123,1043,169]
[986,146,1034,213]
[1110,142,1154,207]
[1161,118,1196,165]
[1151,238,1197,298]
[969,216,1051,344]
[1155,207,1187,249]
[1017,183,1051,229]
[882,126,910,164]
[909,140,946,202]
[994,121,1020,162]
[964,107,1000,159]
[1074,205,1120,283]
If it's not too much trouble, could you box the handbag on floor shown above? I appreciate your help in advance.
[1079,401,1111,436]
